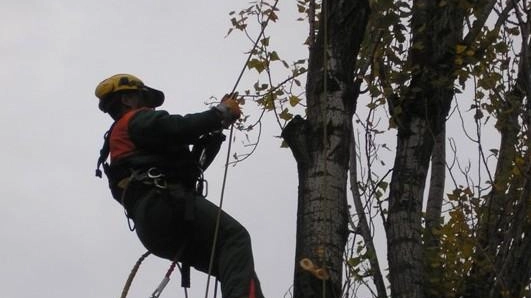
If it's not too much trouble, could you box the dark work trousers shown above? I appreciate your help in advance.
[126,182,265,298]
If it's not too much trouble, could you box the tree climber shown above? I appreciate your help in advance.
[94,74,265,298]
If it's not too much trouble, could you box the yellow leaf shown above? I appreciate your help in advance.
[456,44,467,54]
[512,167,522,176]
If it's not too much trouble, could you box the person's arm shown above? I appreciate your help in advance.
[128,109,224,148]
[128,94,241,149]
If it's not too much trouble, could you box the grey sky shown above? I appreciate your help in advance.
[2,1,505,297]
[1,1,305,297]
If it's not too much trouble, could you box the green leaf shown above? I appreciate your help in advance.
[347,256,362,267]
[247,58,266,73]
[289,95,301,107]
[267,10,278,22]
[378,181,388,191]
[279,108,293,121]
[269,51,280,61]
[258,93,276,110]
[412,41,424,50]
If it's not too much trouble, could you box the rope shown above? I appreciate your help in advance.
[120,251,151,298]
[228,0,279,95]
[203,1,279,298]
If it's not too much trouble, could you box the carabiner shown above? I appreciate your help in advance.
[153,178,168,189]
[147,167,164,179]
[197,178,208,197]
[149,276,170,298]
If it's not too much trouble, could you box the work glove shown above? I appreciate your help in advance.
[214,92,241,128]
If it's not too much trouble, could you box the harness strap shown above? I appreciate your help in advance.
[178,187,196,289]
[181,262,191,288]
[95,123,116,178]
[118,170,139,231]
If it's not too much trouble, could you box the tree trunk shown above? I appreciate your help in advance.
[464,40,531,298]
[424,127,446,245]
[387,117,435,298]
[423,127,446,298]
[386,0,464,296]
[282,0,370,297]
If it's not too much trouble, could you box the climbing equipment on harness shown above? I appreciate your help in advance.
[191,131,226,171]
[150,260,177,298]
[95,122,115,178]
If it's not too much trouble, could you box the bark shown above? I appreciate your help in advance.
[423,126,446,298]
[282,0,370,297]
[386,0,464,297]
[424,127,446,246]
[387,117,435,298]
[496,167,531,298]
[348,122,388,298]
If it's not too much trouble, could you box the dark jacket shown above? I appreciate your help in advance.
[99,107,225,203]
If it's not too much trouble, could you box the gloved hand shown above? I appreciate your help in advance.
[214,92,241,128]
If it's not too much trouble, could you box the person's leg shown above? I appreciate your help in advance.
[132,187,187,259]
[130,186,264,298]
[187,195,265,298]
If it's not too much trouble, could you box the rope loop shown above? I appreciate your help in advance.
[120,251,151,298]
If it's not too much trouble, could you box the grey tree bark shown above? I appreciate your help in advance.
[423,127,446,298]
[386,0,464,297]
[282,0,370,297]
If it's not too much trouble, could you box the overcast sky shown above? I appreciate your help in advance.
[1,1,505,298]
[0,1,306,297]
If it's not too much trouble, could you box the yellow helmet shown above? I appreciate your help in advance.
[95,74,164,111]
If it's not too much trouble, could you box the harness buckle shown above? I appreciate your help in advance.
[146,167,167,189]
